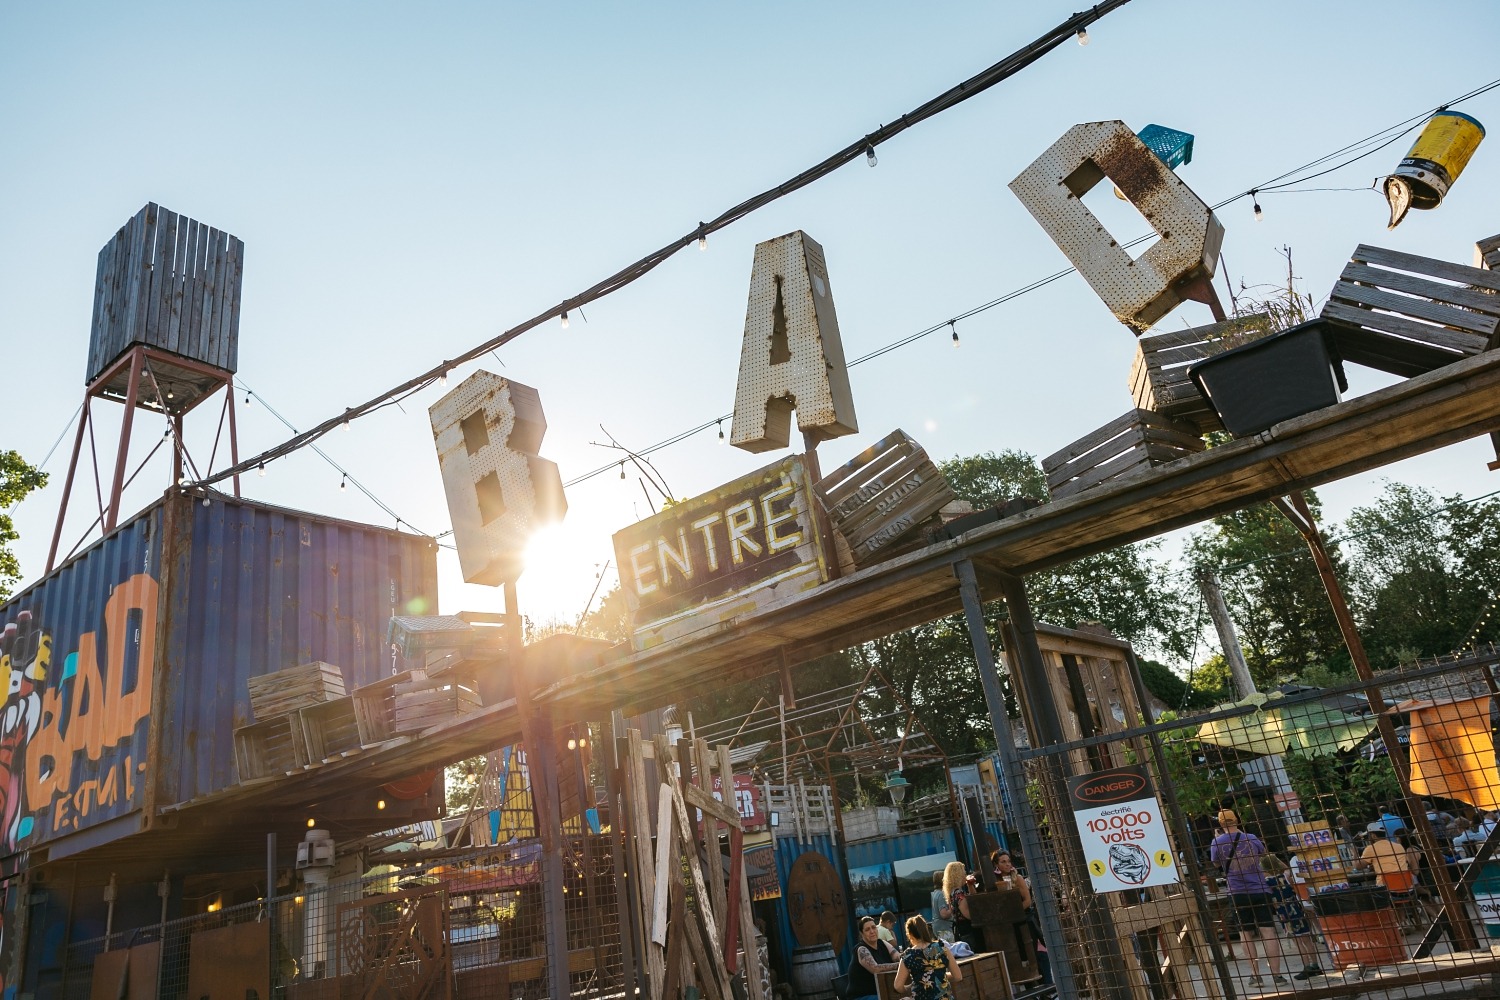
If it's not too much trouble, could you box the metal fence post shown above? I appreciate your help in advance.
[953,559,1079,998]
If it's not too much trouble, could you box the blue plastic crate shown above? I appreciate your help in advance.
[1137,124,1194,170]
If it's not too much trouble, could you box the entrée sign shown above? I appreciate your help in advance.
[612,455,828,649]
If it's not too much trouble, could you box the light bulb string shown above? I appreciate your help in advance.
[184,1,1134,491]
[232,378,442,540]
[558,77,1500,490]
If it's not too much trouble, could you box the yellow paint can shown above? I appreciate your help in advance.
[1385,110,1485,228]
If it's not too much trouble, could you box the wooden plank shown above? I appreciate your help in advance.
[1342,259,1500,315]
[827,448,934,527]
[1478,234,1500,271]
[168,211,189,355]
[694,739,728,945]
[1353,243,1500,293]
[671,781,730,997]
[1332,280,1500,337]
[845,475,953,551]
[651,783,675,948]
[224,237,244,368]
[817,429,914,492]
[820,440,915,509]
[627,730,664,999]
[1328,325,1461,378]
[1322,300,1487,355]
[1042,408,1143,469]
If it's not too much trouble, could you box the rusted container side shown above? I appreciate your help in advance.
[155,493,438,812]
[0,492,437,863]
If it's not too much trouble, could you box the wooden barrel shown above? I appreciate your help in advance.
[790,943,840,1000]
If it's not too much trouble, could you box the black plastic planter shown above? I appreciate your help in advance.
[1188,319,1348,436]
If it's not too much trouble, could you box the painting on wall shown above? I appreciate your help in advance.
[893,852,957,916]
[847,863,898,920]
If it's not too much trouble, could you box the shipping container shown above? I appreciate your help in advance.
[0,491,438,863]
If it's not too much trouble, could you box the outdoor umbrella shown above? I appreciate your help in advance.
[1196,692,1375,758]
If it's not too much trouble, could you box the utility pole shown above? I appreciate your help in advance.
[1196,565,1256,698]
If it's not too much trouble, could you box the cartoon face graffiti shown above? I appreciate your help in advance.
[0,612,48,851]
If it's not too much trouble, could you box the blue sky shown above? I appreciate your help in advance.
[3,2,1499,651]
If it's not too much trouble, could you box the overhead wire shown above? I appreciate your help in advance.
[560,76,1500,488]
[187,2,1136,490]
[234,379,444,541]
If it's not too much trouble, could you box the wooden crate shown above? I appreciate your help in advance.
[247,660,346,721]
[814,428,954,568]
[1128,314,1272,433]
[234,714,309,781]
[1320,243,1500,377]
[1476,233,1500,272]
[391,673,482,734]
[1044,409,1204,502]
[351,670,418,745]
[299,696,363,761]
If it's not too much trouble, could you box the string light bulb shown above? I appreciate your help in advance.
[342,419,350,432]
[245,393,252,405]
[257,461,266,478]
[950,321,960,349]
[698,224,708,252]
[339,475,347,493]
[865,145,878,168]
[306,818,315,829]
[561,311,570,330]
[619,462,626,480]
[718,419,725,440]
[438,371,448,388]
[1252,192,1264,222]
[568,737,578,750]
[1076,26,1089,45]
[201,495,211,507]
[377,799,386,810]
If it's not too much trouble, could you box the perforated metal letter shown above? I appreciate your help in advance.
[730,231,858,452]
[430,372,567,585]
[1010,121,1224,333]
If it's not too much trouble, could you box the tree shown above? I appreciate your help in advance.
[0,451,47,602]
[939,451,1196,661]
[1343,482,1500,666]
[1187,493,1348,686]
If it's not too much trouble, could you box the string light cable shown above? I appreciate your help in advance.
[232,379,443,542]
[559,76,1500,488]
[185,2,1135,491]
[188,62,1498,525]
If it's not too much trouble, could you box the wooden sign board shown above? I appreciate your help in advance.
[613,455,829,650]
[815,429,953,567]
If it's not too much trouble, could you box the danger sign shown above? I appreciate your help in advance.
[1067,765,1180,893]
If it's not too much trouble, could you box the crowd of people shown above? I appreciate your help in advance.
[844,850,1050,1000]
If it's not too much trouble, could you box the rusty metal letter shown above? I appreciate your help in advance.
[730,231,858,452]
[430,373,566,585]
[1010,121,1224,333]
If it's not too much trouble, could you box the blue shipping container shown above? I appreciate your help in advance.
[0,491,438,862]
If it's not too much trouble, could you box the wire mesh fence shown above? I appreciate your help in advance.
[1003,650,1500,999]
[59,834,624,1000]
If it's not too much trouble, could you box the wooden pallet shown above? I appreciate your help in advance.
[234,714,309,781]
[1321,243,1500,377]
[299,696,364,761]
[1044,408,1205,502]
[247,660,346,721]
[1128,314,1272,433]
[814,428,954,568]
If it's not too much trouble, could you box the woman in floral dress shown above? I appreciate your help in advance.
[894,916,962,1000]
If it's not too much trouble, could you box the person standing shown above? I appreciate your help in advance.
[941,861,980,952]
[846,916,898,1000]
[894,916,962,1000]
[929,871,954,941]
[1211,809,1285,988]
[1262,855,1324,980]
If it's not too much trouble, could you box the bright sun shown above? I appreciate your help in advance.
[517,521,615,628]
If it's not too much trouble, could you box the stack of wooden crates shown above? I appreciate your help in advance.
[234,660,484,783]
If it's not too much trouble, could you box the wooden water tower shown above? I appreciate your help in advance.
[47,204,245,570]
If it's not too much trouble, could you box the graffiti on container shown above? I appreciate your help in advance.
[0,573,157,850]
